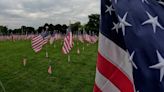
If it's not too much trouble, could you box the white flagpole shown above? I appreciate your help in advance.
[46,46,48,58]
[23,57,27,66]
[83,29,85,51]
[68,21,71,63]
[45,26,49,58]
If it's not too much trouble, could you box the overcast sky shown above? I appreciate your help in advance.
[0,0,100,29]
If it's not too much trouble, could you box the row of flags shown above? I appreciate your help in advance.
[0,35,34,41]
[29,25,98,75]
[94,0,164,92]
[0,33,98,44]
[30,32,98,53]
[82,34,98,44]
[0,34,62,41]
[0,29,98,73]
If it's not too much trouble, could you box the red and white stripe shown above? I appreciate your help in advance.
[42,35,51,45]
[43,38,48,45]
[94,33,135,92]
[31,35,44,53]
[62,32,73,54]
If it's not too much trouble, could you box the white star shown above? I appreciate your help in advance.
[129,51,138,69]
[142,0,149,3]
[142,12,164,33]
[109,0,117,3]
[149,50,164,82]
[118,12,132,36]
[105,5,114,15]
[114,0,118,3]
[159,0,164,6]
[112,22,120,33]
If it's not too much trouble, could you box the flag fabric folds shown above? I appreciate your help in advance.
[31,31,49,53]
[62,26,73,54]
[94,0,164,92]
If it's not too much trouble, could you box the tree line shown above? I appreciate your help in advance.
[0,14,100,35]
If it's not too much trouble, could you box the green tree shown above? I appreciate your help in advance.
[26,27,35,34]
[37,27,44,34]
[70,21,81,34]
[0,26,8,35]
[85,14,100,35]
[61,24,68,34]
[54,24,62,33]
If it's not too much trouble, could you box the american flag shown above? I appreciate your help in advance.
[94,0,164,92]
[62,26,73,54]
[31,31,49,53]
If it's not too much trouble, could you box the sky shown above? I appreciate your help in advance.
[0,0,100,29]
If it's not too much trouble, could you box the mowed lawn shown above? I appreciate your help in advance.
[0,40,98,92]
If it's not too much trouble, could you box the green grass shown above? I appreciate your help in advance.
[0,40,98,92]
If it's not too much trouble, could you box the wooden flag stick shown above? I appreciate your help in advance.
[0,80,6,92]
[45,26,49,58]
[46,51,48,58]
[23,58,27,66]
[83,46,85,51]
[48,59,52,74]
[77,41,80,54]
[60,39,63,45]
[77,48,80,54]
[82,42,85,51]
[53,43,56,48]
[45,44,48,58]
[68,54,70,63]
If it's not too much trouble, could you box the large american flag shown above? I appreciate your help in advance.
[94,0,164,92]
[62,26,73,54]
[32,31,49,53]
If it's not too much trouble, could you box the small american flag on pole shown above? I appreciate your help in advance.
[31,31,49,53]
[62,26,73,54]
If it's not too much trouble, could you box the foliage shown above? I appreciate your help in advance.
[70,21,81,34]
[85,14,100,35]
[0,26,8,35]
[0,14,100,35]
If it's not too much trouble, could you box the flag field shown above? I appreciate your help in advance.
[0,40,97,92]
